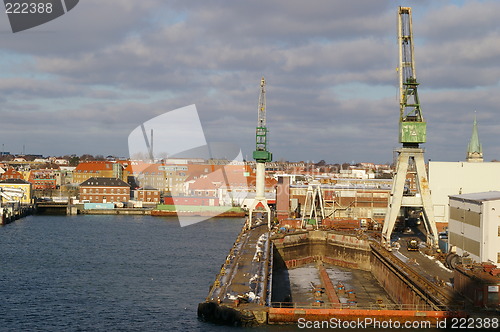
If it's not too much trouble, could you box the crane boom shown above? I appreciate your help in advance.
[398,6,426,146]
[253,77,272,163]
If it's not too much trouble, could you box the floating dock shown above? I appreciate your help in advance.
[198,224,467,327]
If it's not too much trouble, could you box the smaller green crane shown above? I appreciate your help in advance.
[253,77,272,163]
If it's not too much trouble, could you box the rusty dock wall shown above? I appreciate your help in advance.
[273,230,372,271]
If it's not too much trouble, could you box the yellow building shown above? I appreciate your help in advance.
[0,178,33,204]
[72,161,119,184]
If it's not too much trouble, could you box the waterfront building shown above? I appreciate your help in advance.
[79,177,130,204]
[133,188,161,204]
[0,178,32,204]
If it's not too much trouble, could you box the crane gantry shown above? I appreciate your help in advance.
[382,7,438,250]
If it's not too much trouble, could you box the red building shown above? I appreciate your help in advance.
[0,168,24,180]
[79,177,130,203]
[134,188,161,203]
[28,169,58,190]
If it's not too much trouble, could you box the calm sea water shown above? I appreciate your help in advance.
[0,215,294,332]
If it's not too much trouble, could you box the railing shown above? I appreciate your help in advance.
[270,302,465,311]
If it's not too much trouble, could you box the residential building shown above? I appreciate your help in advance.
[79,177,130,203]
[134,188,161,203]
[0,168,24,180]
[28,168,59,190]
[73,161,122,184]
[125,162,168,193]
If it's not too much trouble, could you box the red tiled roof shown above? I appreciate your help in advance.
[0,168,24,180]
[75,161,113,172]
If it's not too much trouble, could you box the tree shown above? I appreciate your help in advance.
[315,159,326,167]
[80,154,95,161]
[69,156,80,166]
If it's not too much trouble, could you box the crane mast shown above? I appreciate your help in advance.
[398,6,426,146]
[253,77,272,163]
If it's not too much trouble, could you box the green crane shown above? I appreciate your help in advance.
[398,6,426,146]
[248,77,272,230]
[253,77,272,163]
[383,7,438,250]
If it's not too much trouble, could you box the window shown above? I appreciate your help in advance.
[498,226,500,237]
[498,252,500,264]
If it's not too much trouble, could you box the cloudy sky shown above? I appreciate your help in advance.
[0,0,499,164]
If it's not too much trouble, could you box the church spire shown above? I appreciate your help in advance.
[466,112,483,162]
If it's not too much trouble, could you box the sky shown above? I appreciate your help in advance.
[0,0,499,164]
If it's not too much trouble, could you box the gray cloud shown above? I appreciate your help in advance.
[0,1,498,163]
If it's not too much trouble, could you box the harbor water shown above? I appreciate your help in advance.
[1,215,440,331]
[0,215,293,331]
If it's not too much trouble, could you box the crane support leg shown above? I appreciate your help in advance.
[382,148,438,249]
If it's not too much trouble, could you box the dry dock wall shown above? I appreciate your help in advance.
[272,231,371,271]
[273,231,454,311]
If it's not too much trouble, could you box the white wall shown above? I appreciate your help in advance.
[429,162,500,223]
[483,200,500,267]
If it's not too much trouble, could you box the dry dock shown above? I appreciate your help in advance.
[198,225,467,326]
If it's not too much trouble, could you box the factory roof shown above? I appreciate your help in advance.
[449,191,500,203]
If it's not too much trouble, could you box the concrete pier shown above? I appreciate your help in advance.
[198,221,272,325]
[0,204,34,225]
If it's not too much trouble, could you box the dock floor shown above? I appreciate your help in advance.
[272,263,394,307]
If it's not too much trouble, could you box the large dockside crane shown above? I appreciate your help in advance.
[382,7,439,250]
[248,77,272,229]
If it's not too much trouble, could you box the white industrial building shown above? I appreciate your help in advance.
[429,162,500,225]
[448,191,500,267]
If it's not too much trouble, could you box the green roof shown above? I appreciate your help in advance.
[467,113,482,155]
